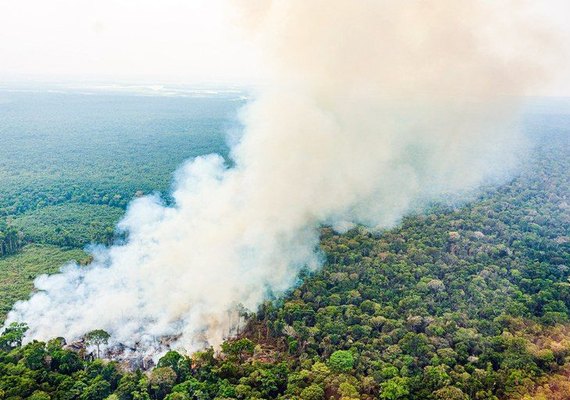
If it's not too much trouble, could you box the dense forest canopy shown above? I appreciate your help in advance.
[0,90,568,399]
[0,91,234,216]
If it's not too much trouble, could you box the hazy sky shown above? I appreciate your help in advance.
[0,0,262,84]
[0,0,568,92]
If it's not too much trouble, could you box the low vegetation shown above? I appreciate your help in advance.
[0,245,90,321]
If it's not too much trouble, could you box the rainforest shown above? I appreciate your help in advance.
[0,88,568,400]
[1,1,570,399]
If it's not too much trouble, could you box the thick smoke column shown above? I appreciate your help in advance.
[7,1,554,354]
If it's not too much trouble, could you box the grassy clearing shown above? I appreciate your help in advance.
[0,244,90,322]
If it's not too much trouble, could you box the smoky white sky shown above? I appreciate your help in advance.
[0,0,569,92]
[0,0,262,84]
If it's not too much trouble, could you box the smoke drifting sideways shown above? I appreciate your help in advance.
[5,1,559,357]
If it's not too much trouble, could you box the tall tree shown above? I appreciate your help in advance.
[84,330,111,359]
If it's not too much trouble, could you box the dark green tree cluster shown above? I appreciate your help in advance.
[0,328,291,400]
[9,204,124,249]
[0,325,119,400]
[0,221,23,257]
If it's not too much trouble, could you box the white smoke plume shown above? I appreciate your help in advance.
[6,1,557,356]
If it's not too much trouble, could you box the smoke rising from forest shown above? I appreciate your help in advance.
[5,1,557,356]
